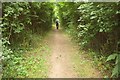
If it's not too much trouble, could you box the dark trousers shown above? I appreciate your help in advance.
[56,23,59,29]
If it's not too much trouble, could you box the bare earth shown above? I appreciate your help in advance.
[44,29,102,78]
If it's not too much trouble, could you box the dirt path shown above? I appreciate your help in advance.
[44,29,102,78]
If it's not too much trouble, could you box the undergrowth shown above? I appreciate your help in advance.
[65,28,112,78]
[2,32,50,78]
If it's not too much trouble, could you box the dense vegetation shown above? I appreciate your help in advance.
[1,2,54,77]
[57,2,120,77]
[1,2,120,78]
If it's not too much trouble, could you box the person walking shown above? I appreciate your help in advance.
[55,19,59,29]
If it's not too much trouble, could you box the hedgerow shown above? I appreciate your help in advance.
[57,2,120,77]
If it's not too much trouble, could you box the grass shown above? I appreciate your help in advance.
[64,29,111,78]
[21,33,51,78]
[71,47,112,78]
[71,50,102,78]
[63,30,102,77]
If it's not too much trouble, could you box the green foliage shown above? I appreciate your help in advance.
[1,2,120,78]
[106,53,120,77]
[2,46,28,78]
[106,54,118,62]
[58,2,120,77]
[2,2,54,78]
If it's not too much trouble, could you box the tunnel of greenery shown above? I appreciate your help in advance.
[1,2,120,78]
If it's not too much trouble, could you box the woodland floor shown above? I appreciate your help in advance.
[43,27,103,78]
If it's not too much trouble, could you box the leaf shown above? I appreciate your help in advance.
[116,11,120,14]
[90,16,97,19]
[99,29,103,32]
[115,54,120,64]
[19,8,23,11]
[78,25,85,28]
[106,54,117,62]
[111,65,118,77]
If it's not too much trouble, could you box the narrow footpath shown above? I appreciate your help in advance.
[44,28,102,78]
